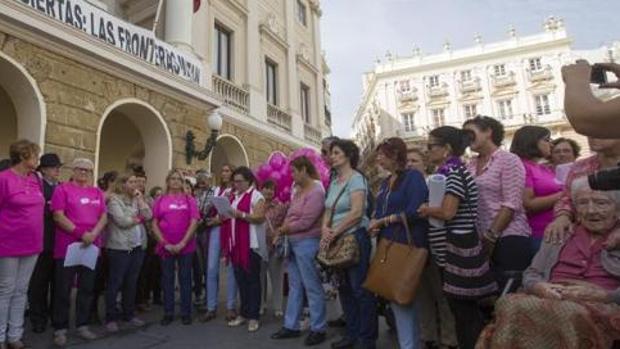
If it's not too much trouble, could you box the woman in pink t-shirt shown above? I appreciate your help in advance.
[50,158,108,346]
[510,126,563,253]
[152,169,199,326]
[0,140,44,349]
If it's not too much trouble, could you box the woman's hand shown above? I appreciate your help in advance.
[560,284,611,303]
[604,227,620,250]
[544,215,573,244]
[532,282,563,300]
[221,256,229,266]
[368,219,383,237]
[81,231,96,246]
[164,244,176,254]
[481,236,496,257]
[417,204,430,218]
[320,228,336,250]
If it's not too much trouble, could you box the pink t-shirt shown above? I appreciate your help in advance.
[51,182,107,259]
[0,169,45,257]
[153,193,200,257]
[523,159,563,239]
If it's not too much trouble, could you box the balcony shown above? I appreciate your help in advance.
[212,75,249,114]
[528,65,554,83]
[267,104,292,132]
[458,78,482,94]
[491,72,517,88]
[427,83,449,98]
[304,124,322,145]
[397,88,418,104]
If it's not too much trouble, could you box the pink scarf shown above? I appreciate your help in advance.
[221,189,253,271]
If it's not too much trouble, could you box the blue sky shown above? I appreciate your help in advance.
[321,0,620,137]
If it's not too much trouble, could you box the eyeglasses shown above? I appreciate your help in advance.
[74,167,92,173]
[233,179,248,184]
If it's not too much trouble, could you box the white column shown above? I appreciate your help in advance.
[285,0,303,138]
[165,0,193,52]
[191,0,211,88]
[311,7,326,136]
[246,0,267,121]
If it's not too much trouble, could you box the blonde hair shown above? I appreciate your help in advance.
[110,174,135,196]
[9,139,40,165]
[165,169,185,193]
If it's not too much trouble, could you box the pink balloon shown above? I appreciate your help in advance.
[270,153,287,170]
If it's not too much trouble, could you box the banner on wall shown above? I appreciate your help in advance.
[17,0,203,86]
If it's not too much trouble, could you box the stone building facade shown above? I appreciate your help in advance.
[352,17,619,162]
[0,0,330,187]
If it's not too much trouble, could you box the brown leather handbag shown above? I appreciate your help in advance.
[316,180,360,269]
[363,212,428,305]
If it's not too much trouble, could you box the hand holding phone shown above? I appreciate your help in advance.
[593,63,620,89]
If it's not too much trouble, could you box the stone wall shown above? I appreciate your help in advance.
[0,32,296,179]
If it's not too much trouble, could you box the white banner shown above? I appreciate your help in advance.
[17,0,203,86]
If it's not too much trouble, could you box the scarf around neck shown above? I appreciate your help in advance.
[221,188,254,271]
[436,156,464,176]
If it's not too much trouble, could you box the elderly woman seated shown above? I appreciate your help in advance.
[477,178,620,349]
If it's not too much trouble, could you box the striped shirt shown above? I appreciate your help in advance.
[429,165,479,267]
[467,149,531,238]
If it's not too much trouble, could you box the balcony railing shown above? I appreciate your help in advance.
[491,72,517,88]
[397,88,418,103]
[427,83,449,98]
[459,78,482,94]
[212,75,249,114]
[527,65,554,82]
[304,124,322,145]
[267,104,292,132]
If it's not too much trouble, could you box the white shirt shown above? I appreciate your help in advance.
[231,187,265,249]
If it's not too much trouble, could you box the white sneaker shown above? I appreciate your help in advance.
[53,331,67,347]
[227,316,246,327]
[128,317,145,327]
[248,320,260,332]
[77,326,98,340]
[105,322,119,333]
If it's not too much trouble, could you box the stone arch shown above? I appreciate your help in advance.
[0,51,46,157]
[95,98,173,188]
[208,133,250,176]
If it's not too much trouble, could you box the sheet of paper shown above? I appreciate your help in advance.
[555,163,573,185]
[428,174,446,228]
[210,196,233,218]
[64,242,100,270]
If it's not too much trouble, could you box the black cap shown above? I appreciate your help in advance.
[39,153,62,169]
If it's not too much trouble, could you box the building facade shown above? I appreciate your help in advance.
[0,0,331,186]
[352,17,619,163]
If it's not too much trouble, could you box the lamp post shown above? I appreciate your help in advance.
[185,110,223,165]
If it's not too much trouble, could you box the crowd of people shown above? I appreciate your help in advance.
[1,108,620,349]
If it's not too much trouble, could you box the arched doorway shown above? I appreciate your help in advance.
[96,99,172,188]
[0,53,45,157]
[209,134,249,177]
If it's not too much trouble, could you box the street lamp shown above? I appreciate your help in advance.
[185,110,223,165]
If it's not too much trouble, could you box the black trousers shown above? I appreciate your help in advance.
[492,235,534,292]
[28,252,55,327]
[53,260,100,330]
[234,251,262,320]
[447,297,485,349]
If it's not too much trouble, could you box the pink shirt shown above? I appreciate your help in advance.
[467,149,531,238]
[51,182,107,259]
[0,169,45,257]
[153,193,200,257]
[523,159,563,239]
[554,155,601,218]
[284,182,325,241]
[551,226,620,291]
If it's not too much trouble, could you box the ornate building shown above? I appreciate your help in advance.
[352,16,619,164]
[0,0,331,186]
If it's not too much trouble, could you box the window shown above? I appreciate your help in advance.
[266,59,277,105]
[214,24,232,80]
[494,64,506,76]
[529,57,543,72]
[429,75,440,88]
[300,83,311,123]
[296,0,307,26]
[401,112,415,132]
[399,80,411,92]
[460,70,472,82]
[464,104,477,119]
[432,108,445,127]
[535,94,551,115]
[497,99,513,119]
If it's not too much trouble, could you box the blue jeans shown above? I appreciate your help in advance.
[105,248,145,322]
[392,300,421,349]
[339,228,378,345]
[284,237,327,332]
[161,253,193,317]
[206,227,238,311]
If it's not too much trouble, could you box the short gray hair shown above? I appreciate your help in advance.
[571,177,620,209]
[196,171,212,182]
